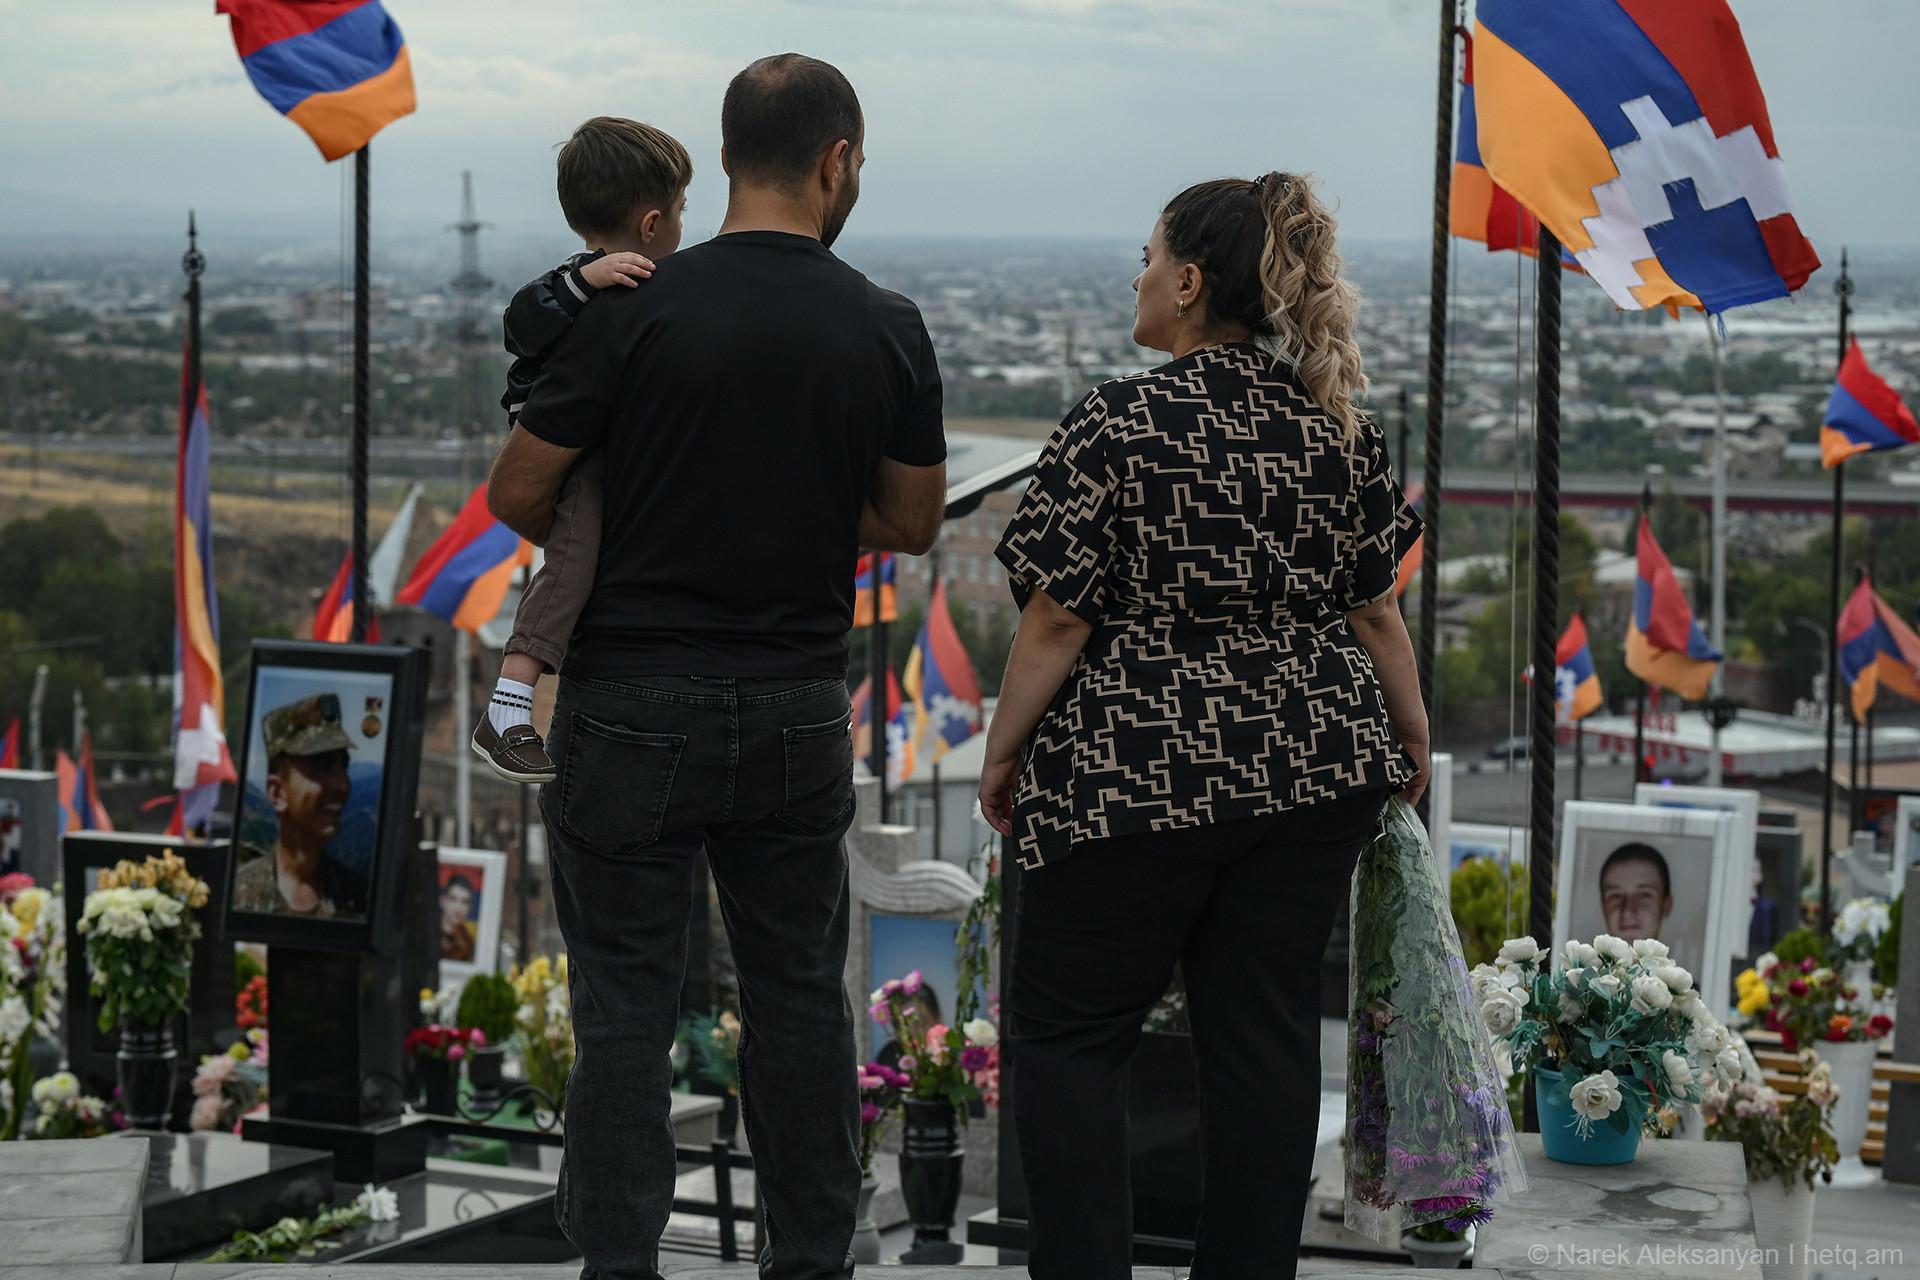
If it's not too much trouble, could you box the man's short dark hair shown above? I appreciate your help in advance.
[556,117,693,241]
[1600,842,1671,898]
[442,874,477,899]
[722,54,862,189]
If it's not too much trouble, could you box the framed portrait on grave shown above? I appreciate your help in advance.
[1861,787,1920,855]
[1895,797,1920,884]
[1634,783,1760,969]
[1556,802,1740,1009]
[1447,823,1529,875]
[61,833,233,1097]
[1749,824,1803,961]
[435,847,507,981]
[869,913,985,1061]
[223,640,427,953]
[0,769,61,885]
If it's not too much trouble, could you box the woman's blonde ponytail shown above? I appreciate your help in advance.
[1254,172,1368,435]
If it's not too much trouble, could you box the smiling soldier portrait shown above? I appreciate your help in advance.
[232,693,368,918]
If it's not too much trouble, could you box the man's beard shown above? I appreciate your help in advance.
[821,170,858,248]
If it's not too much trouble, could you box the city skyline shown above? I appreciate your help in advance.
[4,0,1918,255]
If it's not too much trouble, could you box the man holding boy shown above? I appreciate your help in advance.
[489,53,947,1280]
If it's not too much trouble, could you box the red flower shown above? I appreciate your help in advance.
[1869,1014,1895,1037]
[1800,956,1817,973]
[0,872,34,902]
[1788,979,1809,997]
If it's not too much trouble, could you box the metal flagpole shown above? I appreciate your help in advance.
[515,560,536,962]
[1631,482,1652,787]
[868,557,890,823]
[1417,0,1460,793]
[1820,250,1853,944]
[455,629,472,847]
[929,545,943,859]
[1526,226,1562,952]
[1574,717,1586,801]
[1706,313,1729,788]
[349,145,373,644]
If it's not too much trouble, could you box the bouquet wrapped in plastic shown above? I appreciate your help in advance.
[1344,798,1526,1243]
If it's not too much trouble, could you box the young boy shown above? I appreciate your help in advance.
[471,116,691,783]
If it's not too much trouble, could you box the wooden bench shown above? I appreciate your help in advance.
[1741,1028,1920,1165]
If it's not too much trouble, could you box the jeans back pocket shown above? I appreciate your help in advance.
[774,714,855,836]
[556,712,687,855]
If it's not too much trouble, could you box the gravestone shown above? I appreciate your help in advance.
[1881,864,1920,1183]
[0,767,60,884]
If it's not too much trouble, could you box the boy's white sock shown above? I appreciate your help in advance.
[488,678,537,734]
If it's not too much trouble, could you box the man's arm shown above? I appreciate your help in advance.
[860,457,946,555]
[487,426,582,545]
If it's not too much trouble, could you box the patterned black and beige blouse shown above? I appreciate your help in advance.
[994,341,1420,870]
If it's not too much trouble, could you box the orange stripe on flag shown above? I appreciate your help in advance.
[284,45,417,161]
[1626,621,1717,701]
[450,539,533,633]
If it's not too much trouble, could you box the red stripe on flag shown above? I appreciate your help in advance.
[216,0,376,59]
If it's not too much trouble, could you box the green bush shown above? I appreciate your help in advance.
[1876,892,1903,989]
[235,950,265,989]
[1450,857,1530,970]
[454,974,518,1045]
[1772,927,1826,972]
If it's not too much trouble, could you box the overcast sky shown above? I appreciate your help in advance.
[2,0,1915,255]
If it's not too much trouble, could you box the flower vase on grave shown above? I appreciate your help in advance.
[1533,1063,1641,1165]
[415,1057,460,1116]
[465,1043,507,1115]
[719,1091,741,1148]
[898,1098,964,1246]
[1819,1039,1877,1186]
[851,1175,883,1264]
[1746,1177,1814,1280]
[116,1019,178,1130]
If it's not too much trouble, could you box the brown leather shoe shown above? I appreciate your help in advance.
[471,718,557,784]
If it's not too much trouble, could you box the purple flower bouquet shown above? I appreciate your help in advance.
[1344,799,1526,1243]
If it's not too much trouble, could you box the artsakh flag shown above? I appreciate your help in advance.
[1820,339,1919,469]
[1838,576,1920,722]
[0,718,18,770]
[1395,483,1424,599]
[903,580,984,765]
[850,669,912,789]
[1626,515,1721,701]
[174,351,237,829]
[1472,0,1819,314]
[853,553,898,627]
[216,0,416,161]
[397,484,533,633]
[57,735,114,833]
[311,550,378,643]
[1555,613,1604,722]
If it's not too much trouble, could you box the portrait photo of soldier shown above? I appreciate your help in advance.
[232,692,370,918]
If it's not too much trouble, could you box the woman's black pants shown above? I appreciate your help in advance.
[1009,788,1388,1280]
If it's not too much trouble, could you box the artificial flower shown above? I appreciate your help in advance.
[354,1183,401,1223]
[1569,1070,1623,1122]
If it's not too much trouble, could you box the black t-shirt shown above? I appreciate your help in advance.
[518,230,946,680]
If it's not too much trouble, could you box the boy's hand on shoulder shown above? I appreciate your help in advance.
[580,252,654,290]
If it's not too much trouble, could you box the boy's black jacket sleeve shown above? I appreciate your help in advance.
[501,249,605,418]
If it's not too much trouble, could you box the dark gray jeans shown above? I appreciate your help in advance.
[540,673,861,1280]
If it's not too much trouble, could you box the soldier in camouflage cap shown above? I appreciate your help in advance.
[233,693,366,918]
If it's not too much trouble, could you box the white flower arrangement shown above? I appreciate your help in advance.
[1471,933,1741,1140]
[0,876,67,1141]
[1832,897,1893,964]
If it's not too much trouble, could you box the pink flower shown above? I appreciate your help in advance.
[448,1044,466,1062]
[898,1055,917,1073]
[860,1102,882,1126]
[901,971,924,996]
[470,1029,488,1049]
[961,1046,991,1073]
[1800,957,1816,973]
[189,1095,223,1131]
[924,1026,950,1063]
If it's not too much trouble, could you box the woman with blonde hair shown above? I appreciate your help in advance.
[980,173,1429,1279]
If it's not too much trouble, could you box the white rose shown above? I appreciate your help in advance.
[1558,992,1585,1024]
[1651,963,1693,993]
[1674,990,1706,1020]
[1468,965,1505,1002]
[0,996,30,1043]
[354,1183,400,1223]
[1595,934,1635,966]
[1570,1070,1623,1121]
[1663,1050,1694,1090]
[1564,966,1586,990]
[1630,975,1674,1013]
[1481,989,1527,1036]
[1498,937,1542,967]
[1564,940,1600,970]
[1633,938,1671,962]
[1688,1021,1730,1058]
[963,1018,998,1048]
[1588,973,1625,1000]
[1716,1046,1744,1084]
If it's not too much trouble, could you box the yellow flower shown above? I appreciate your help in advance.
[11,887,47,933]
[227,1041,252,1061]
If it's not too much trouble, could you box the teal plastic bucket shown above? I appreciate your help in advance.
[1534,1063,1642,1165]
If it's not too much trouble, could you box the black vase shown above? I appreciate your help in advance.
[898,1098,965,1245]
[466,1045,506,1115]
[116,1019,178,1131]
[415,1057,460,1115]
[718,1092,741,1146]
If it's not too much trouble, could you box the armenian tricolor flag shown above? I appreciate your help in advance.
[853,553,898,627]
[1452,34,1541,254]
[1555,614,1604,722]
[1839,577,1920,722]
[397,484,533,633]
[56,735,114,833]
[1820,339,1919,469]
[0,718,19,771]
[1626,515,1721,701]
[851,669,913,788]
[216,0,416,162]
[311,551,377,643]
[1471,0,1818,314]
[903,581,984,765]
[174,350,237,829]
